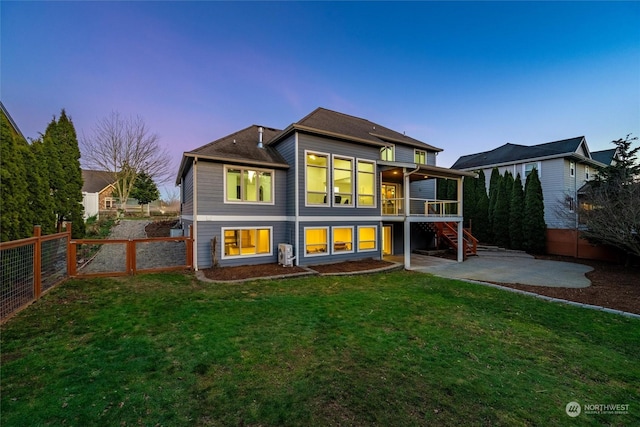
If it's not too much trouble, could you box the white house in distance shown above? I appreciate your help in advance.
[451,136,618,259]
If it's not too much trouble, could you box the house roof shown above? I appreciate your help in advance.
[268,107,442,152]
[82,169,115,193]
[176,125,289,184]
[450,136,603,170]
[0,101,26,141]
[591,148,616,166]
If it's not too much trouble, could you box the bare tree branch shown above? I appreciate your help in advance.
[81,112,172,209]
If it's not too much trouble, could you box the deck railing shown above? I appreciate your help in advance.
[381,197,460,216]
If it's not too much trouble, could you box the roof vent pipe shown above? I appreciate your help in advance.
[258,126,264,148]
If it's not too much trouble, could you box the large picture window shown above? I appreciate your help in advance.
[357,160,375,207]
[333,227,354,253]
[225,167,273,203]
[305,227,328,255]
[223,227,272,258]
[358,226,377,251]
[306,152,329,205]
[333,156,353,206]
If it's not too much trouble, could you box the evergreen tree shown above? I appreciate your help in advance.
[509,173,525,250]
[487,168,502,243]
[21,138,56,234]
[0,113,30,241]
[44,110,85,238]
[473,170,490,243]
[493,174,511,248]
[462,175,477,230]
[130,171,161,212]
[523,169,546,253]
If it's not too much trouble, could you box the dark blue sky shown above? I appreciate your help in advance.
[2,1,639,191]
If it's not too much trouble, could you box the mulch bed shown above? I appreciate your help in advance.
[145,220,179,237]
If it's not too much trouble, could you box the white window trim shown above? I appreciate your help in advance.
[331,154,354,208]
[223,165,275,205]
[381,145,395,161]
[523,161,542,178]
[569,160,575,177]
[221,226,273,259]
[415,149,426,164]
[585,165,590,180]
[304,226,330,257]
[305,150,330,208]
[331,226,355,255]
[356,158,377,209]
[357,225,378,252]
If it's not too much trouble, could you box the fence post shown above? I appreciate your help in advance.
[33,226,42,300]
[129,240,136,275]
[66,223,76,277]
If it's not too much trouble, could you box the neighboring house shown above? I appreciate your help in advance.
[451,136,613,258]
[176,107,475,270]
[81,169,117,219]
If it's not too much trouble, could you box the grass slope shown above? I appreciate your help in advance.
[1,271,638,426]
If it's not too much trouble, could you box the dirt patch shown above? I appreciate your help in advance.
[309,259,394,273]
[201,263,308,281]
[145,220,179,238]
[498,256,640,314]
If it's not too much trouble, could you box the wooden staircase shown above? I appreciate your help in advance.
[435,222,478,258]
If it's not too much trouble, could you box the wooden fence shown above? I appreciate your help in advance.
[1,225,193,322]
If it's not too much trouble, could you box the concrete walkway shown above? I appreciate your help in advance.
[390,249,593,288]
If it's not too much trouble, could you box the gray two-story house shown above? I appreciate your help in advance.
[451,136,616,257]
[176,108,475,270]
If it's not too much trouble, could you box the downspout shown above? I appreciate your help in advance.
[402,166,420,269]
[294,133,300,266]
[193,157,198,270]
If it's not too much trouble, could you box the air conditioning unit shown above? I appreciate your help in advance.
[278,243,295,267]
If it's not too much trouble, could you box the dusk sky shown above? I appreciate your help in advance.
[2,1,639,193]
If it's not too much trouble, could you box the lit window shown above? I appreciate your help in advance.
[305,227,328,255]
[306,152,329,205]
[380,145,395,161]
[225,167,273,203]
[570,161,575,177]
[358,226,377,251]
[333,227,354,253]
[357,160,375,207]
[223,228,271,258]
[415,150,426,164]
[333,156,353,206]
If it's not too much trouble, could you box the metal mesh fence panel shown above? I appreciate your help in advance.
[41,236,68,292]
[79,242,128,274]
[136,240,187,270]
[1,243,35,320]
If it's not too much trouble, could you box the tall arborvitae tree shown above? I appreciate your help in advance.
[473,170,490,243]
[509,173,525,250]
[523,168,546,253]
[487,168,502,243]
[462,175,477,230]
[21,138,56,234]
[44,110,85,238]
[0,113,30,241]
[493,173,511,248]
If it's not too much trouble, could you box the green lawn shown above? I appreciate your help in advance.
[1,271,638,426]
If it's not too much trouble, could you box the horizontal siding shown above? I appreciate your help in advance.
[273,134,297,217]
[181,165,194,216]
[195,160,287,217]
[196,221,291,269]
[298,133,380,217]
[297,220,381,266]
